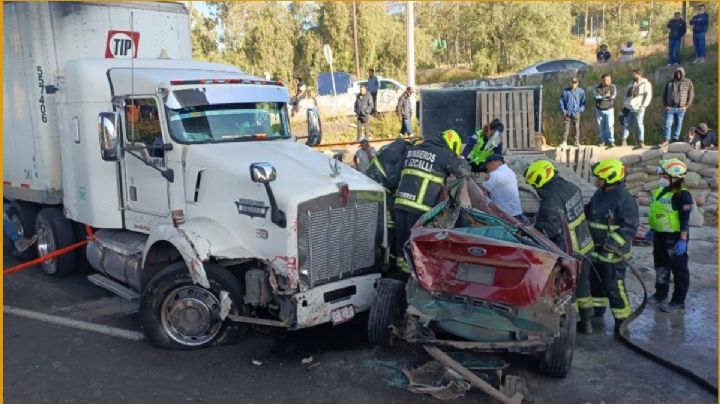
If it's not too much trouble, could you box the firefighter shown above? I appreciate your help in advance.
[394,130,470,273]
[586,159,639,331]
[523,160,595,333]
[646,158,693,313]
[461,119,504,172]
[365,137,413,270]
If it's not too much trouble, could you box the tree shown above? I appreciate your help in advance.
[189,7,219,61]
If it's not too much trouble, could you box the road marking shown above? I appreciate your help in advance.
[4,306,145,341]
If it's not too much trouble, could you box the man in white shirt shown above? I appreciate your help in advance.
[620,41,635,62]
[354,138,377,173]
[481,155,528,224]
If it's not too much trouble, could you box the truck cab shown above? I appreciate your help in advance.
[3,2,386,350]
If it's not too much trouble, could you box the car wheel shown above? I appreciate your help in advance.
[35,207,77,276]
[6,201,39,261]
[539,301,576,378]
[139,262,248,350]
[368,278,406,347]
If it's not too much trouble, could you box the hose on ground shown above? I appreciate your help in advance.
[617,255,718,395]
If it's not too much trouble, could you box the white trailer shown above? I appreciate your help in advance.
[4,2,386,349]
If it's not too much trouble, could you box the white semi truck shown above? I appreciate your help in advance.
[4,2,386,349]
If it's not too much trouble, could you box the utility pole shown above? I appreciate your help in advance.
[682,1,687,51]
[406,1,415,89]
[406,1,416,125]
[352,1,361,79]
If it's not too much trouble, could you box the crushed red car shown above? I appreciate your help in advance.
[368,178,580,378]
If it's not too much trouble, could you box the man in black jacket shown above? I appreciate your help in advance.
[394,130,470,273]
[660,66,695,147]
[593,74,617,147]
[354,86,374,141]
[524,160,595,333]
[667,12,687,65]
[396,87,414,136]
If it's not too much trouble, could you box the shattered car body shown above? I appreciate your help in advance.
[396,178,579,355]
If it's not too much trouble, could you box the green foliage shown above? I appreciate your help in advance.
[542,44,717,146]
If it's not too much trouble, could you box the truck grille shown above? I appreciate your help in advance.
[298,196,382,288]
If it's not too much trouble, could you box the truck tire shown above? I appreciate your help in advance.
[539,302,576,378]
[35,208,77,276]
[72,221,92,273]
[368,278,405,347]
[139,262,248,350]
[6,201,39,261]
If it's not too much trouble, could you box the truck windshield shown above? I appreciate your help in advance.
[166,102,290,143]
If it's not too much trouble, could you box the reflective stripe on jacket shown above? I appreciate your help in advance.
[395,140,470,214]
[585,182,639,263]
[535,176,594,255]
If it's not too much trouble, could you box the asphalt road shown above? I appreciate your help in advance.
[4,233,718,404]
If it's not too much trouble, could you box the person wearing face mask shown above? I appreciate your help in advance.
[585,159,639,331]
[645,158,693,313]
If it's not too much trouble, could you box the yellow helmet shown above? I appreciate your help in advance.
[592,159,625,184]
[524,160,556,188]
[659,158,687,178]
[442,129,462,156]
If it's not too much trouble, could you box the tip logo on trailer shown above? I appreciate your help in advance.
[105,30,140,58]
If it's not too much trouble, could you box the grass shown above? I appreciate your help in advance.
[416,66,479,85]
[541,43,718,146]
[291,113,419,144]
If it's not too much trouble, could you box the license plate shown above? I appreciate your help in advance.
[331,305,355,325]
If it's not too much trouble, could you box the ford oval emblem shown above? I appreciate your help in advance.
[468,247,487,256]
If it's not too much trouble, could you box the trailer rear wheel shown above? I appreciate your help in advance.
[35,208,77,276]
[539,302,576,378]
[368,278,405,347]
[140,262,248,350]
[6,201,39,261]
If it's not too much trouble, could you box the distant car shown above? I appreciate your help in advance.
[352,77,406,94]
[517,59,589,78]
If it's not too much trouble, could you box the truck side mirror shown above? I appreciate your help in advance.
[306,108,322,146]
[249,162,285,228]
[250,162,277,183]
[98,112,120,161]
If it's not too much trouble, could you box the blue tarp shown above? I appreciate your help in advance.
[317,72,353,96]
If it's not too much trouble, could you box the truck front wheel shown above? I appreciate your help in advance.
[139,262,248,350]
[368,278,406,347]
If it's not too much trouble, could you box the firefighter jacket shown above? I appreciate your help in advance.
[534,176,594,255]
[461,129,503,166]
[365,138,411,191]
[395,138,470,214]
[585,182,639,264]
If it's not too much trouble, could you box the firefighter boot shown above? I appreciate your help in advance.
[577,309,593,334]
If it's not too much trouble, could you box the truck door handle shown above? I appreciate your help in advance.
[129,186,137,201]
[73,116,80,144]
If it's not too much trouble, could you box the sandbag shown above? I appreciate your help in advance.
[700,167,718,178]
[687,149,705,163]
[641,149,664,161]
[683,171,702,188]
[702,150,718,166]
[667,142,692,153]
[642,179,661,191]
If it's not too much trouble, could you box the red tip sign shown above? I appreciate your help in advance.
[105,30,140,58]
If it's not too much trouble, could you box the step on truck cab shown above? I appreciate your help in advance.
[4,1,386,349]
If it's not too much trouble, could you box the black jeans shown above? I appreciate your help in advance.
[653,232,690,304]
[563,115,581,144]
